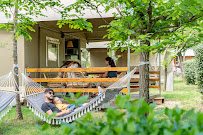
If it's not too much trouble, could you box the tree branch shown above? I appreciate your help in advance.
[159,25,181,29]
[153,15,168,23]
[83,0,110,25]
[175,32,195,55]
[147,1,152,33]
[114,3,124,18]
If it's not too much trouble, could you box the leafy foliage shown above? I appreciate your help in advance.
[63,92,89,107]
[0,0,93,40]
[63,0,203,53]
[194,45,203,93]
[40,95,203,135]
[183,59,197,85]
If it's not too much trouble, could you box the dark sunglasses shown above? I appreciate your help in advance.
[48,92,54,95]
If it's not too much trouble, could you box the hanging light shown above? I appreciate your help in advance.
[67,41,73,47]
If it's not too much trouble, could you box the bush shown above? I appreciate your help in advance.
[183,59,197,84]
[194,45,203,93]
[41,95,203,135]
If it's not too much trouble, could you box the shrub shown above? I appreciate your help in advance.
[40,95,203,135]
[183,59,197,84]
[194,45,203,93]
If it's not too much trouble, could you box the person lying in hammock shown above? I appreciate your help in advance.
[41,88,73,117]
[53,97,83,111]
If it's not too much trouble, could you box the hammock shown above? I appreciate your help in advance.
[0,91,17,120]
[0,71,19,120]
[22,67,138,125]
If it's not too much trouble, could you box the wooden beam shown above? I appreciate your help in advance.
[26,67,160,74]
[130,86,160,88]
[26,88,139,93]
[26,67,128,72]
[32,78,120,82]
[149,85,160,88]
[87,71,160,75]
[31,78,159,82]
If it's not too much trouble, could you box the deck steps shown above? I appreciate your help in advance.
[153,97,165,105]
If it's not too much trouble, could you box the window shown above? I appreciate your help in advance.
[46,37,60,67]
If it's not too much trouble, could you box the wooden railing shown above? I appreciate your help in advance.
[26,67,161,93]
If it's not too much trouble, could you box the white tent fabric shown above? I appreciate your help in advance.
[0,0,116,24]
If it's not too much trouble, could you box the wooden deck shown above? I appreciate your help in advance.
[26,67,161,93]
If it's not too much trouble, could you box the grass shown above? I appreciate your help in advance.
[0,78,202,134]
[152,78,202,111]
[0,106,61,135]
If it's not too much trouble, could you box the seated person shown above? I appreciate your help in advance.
[41,88,73,117]
[53,97,83,111]
[99,57,117,78]
[58,59,74,78]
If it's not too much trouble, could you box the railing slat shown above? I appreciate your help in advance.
[27,67,128,72]
[27,67,160,74]
[27,88,139,92]
[130,86,160,88]
[32,78,159,82]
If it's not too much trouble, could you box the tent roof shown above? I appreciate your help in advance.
[0,0,115,23]
[185,49,195,56]
[86,41,109,48]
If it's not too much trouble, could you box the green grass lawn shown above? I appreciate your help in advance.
[0,78,202,135]
[152,78,202,111]
[0,106,61,135]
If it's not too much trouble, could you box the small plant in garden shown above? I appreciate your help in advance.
[183,59,197,85]
[39,95,203,135]
[194,45,203,94]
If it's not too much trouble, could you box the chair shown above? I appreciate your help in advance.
[44,70,90,88]
[43,73,66,88]
[66,71,90,88]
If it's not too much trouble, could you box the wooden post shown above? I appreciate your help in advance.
[159,53,161,94]
[127,36,131,94]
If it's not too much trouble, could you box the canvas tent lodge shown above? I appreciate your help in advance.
[0,0,117,76]
[0,3,164,97]
[0,15,163,77]
[0,16,115,77]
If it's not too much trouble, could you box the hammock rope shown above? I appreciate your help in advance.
[0,69,21,120]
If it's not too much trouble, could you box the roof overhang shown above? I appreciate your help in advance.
[0,1,117,42]
[0,0,116,23]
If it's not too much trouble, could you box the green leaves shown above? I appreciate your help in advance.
[183,59,197,85]
[63,92,88,107]
[37,94,203,134]
[57,18,93,32]
[194,45,203,93]
[115,94,130,109]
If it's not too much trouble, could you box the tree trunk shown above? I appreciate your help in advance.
[178,54,186,82]
[13,5,23,120]
[139,40,150,104]
[183,52,185,62]
[163,66,167,91]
